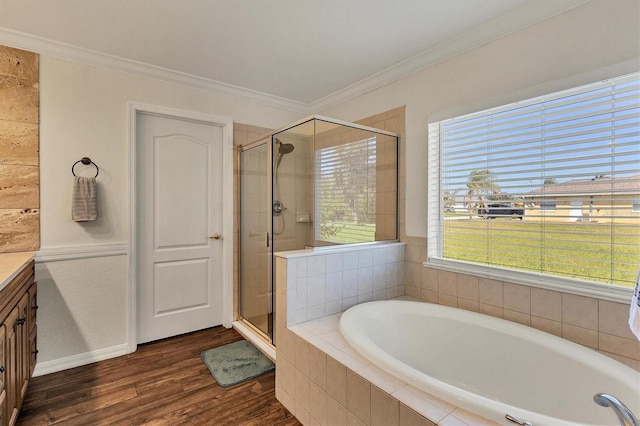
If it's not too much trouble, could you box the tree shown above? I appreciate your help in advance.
[466,169,499,218]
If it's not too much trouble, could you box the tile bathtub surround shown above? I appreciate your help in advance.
[403,237,640,370]
[280,243,406,326]
[274,246,497,426]
[276,312,498,426]
[0,45,40,253]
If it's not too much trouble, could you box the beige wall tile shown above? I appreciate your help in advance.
[438,293,458,308]
[347,411,367,426]
[0,208,39,252]
[478,278,503,307]
[562,293,598,330]
[309,344,327,390]
[279,327,295,363]
[371,385,400,426]
[346,369,371,425]
[530,288,562,322]
[0,121,38,166]
[0,76,39,124]
[0,164,39,208]
[400,403,436,426]
[294,334,310,376]
[280,358,296,395]
[405,262,421,287]
[327,355,347,406]
[598,350,640,371]
[421,267,438,291]
[309,381,327,425]
[0,46,38,81]
[457,298,479,313]
[457,274,478,301]
[405,243,422,263]
[563,323,598,349]
[531,316,562,337]
[599,300,636,339]
[296,404,311,425]
[503,282,530,314]
[479,303,503,319]
[599,332,640,361]
[327,395,348,426]
[438,270,457,296]
[295,368,310,412]
[504,309,530,326]
[421,289,438,304]
[405,285,421,299]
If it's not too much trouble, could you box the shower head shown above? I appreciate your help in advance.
[275,138,295,155]
[274,138,295,169]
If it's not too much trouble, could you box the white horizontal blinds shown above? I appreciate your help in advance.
[439,72,640,287]
[315,138,377,242]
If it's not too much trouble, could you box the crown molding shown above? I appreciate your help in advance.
[0,26,309,114]
[0,0,589,116]
[310,0,591,112]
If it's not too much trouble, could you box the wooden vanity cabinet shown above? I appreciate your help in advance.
[0,261,36,426]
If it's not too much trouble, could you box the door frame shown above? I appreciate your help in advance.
[127,101,234,353]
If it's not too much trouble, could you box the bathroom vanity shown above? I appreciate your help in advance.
[0,253,37,426]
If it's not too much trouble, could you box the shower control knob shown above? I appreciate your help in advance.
[209,233,221,240]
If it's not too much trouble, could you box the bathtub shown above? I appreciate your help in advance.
[339,300,640,426]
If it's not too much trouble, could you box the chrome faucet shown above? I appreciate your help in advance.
[594,393,640,426]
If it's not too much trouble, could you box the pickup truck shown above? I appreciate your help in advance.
[478,203,524,219]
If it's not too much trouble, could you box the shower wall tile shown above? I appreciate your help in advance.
[278,242,405,327]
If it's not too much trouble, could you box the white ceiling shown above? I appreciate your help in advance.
[0,0,588,110]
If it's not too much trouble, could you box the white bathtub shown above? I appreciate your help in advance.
[339,300,640,426]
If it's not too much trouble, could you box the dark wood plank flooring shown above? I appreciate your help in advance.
[18,327,300,425]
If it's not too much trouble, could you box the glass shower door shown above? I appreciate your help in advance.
[239,141,272,339]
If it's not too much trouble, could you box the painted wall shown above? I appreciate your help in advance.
[319,0,640,368]
[319,0,640,238]
[34,55,302,374]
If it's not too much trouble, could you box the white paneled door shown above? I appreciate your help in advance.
[136,112,223,344]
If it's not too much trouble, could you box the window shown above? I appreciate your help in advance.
[315,138,377,243]
[428,73,640,288]
[540,199,556,211]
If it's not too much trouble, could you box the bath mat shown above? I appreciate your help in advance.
[201,340,274,387]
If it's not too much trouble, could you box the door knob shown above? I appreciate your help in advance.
[209,233,221,240]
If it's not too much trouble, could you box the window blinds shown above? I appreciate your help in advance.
[315,138,377,242]
[430,72,640,287]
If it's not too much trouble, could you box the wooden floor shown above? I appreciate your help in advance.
[17,327,300,425]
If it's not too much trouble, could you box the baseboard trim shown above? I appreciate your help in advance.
[33,343,129,377]
[36,243,128,263]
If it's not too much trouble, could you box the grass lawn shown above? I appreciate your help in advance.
[324,223,376,244]
[444,218,640,287]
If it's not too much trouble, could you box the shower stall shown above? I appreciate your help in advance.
[238,115,399,345]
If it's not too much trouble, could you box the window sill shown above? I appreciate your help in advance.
[424,258,633,304]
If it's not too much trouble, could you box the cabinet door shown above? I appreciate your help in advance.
[27,283,37,377]
[5,308,18,426]
[0,324,5,426]
[16,295,29,402]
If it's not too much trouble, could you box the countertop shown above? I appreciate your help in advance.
[0,252,36,292]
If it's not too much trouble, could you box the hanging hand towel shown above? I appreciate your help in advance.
[72,176,98,221]
[629,266,640,341]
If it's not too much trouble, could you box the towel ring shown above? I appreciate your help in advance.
[72,157,99,178]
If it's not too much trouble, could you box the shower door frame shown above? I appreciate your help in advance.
[237,137,275,343]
